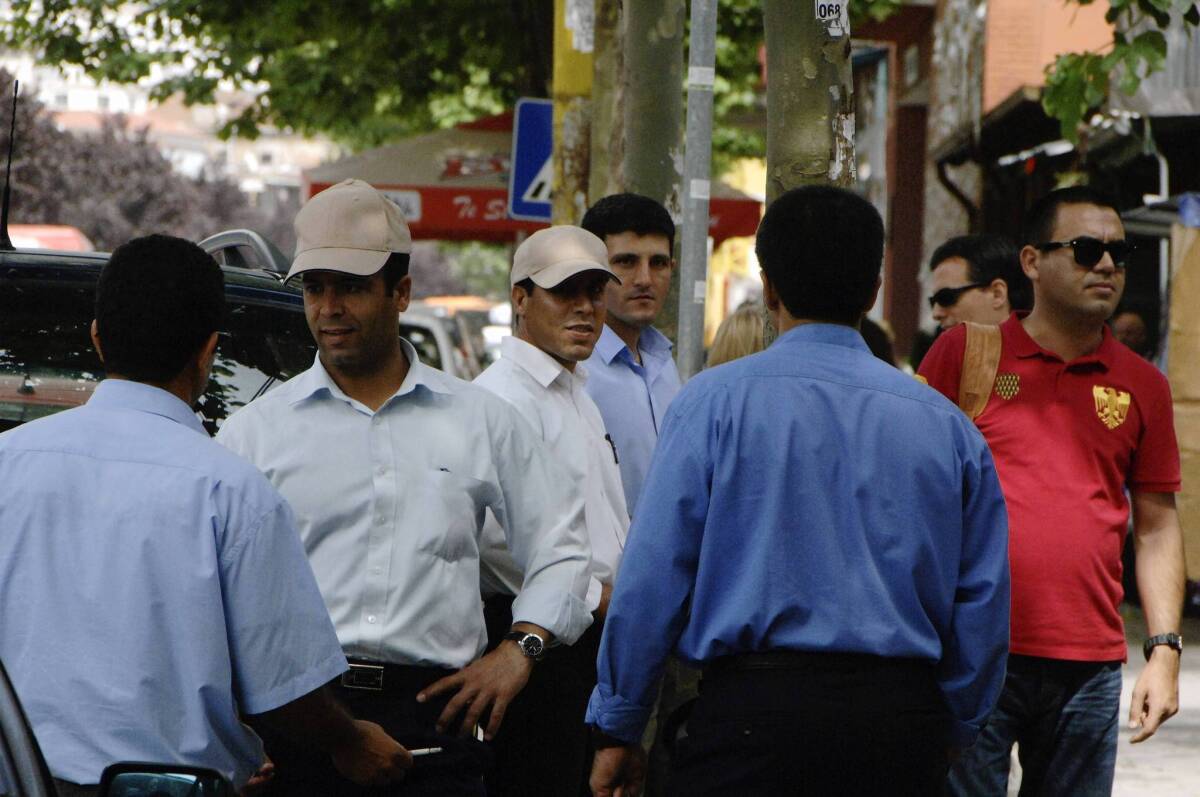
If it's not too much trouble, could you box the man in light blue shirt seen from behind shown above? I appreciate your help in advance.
[581,193,682,519]
[0,235,409,794]
[587,187,1010,797]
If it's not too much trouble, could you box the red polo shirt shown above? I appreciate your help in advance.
[919,314,1180,662]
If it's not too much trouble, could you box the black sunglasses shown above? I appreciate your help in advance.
[928,282,988,310]
[1036,237,1133,268]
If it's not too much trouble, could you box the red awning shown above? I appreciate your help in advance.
[303,115,761,245]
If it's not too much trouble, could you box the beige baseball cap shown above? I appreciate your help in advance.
[287,179,413,281]
[510,226,619,289]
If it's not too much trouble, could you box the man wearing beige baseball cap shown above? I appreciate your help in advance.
[218,180,595,796]
[474,226,630,796]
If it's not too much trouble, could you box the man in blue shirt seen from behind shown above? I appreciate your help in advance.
[581,193,682,518]
[586,186,1011,796]
[0,235,409,794]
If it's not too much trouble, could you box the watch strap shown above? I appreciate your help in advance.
[1143,632,1183,661]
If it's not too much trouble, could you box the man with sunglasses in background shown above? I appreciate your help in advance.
[920,186,1186,795]
[928,234,1031,329]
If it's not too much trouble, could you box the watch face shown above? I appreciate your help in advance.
[521,635,545,658]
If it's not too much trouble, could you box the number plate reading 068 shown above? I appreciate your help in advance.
[814,1,850,36]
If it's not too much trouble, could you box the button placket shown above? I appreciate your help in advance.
[361,410,396,652]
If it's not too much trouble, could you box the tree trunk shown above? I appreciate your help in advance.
[588,0,623,205]
[621,0,685,340]
[760,0,857,343]
[763,0,856,201]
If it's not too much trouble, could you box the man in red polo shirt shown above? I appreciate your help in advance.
[920,186,1186,795]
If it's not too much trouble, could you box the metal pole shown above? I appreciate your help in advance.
[676,0,717,381]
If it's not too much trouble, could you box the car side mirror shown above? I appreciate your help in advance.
[98,762,234,796]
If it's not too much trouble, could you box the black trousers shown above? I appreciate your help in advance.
[249,665,489,796]
[667,651,952,797]
[482,594,602,797]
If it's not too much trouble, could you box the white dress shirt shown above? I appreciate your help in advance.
[216,340,593,669]
[475,336,629,607]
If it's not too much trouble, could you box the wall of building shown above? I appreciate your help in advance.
[982,0,1111,113]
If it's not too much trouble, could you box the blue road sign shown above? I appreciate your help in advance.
[508,98,554,222]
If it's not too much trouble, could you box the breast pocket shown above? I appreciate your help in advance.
[411,468,488,562]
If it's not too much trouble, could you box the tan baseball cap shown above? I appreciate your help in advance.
[287,179,413,281]
[511,226,619,289]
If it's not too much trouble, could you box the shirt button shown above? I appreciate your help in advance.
[366,615,377,624]
[376,466,386,477]
[372,567,383,575]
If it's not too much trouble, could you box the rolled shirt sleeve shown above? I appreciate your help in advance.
[489,404,595,645]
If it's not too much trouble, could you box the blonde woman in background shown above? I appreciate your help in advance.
[707,302,765,368]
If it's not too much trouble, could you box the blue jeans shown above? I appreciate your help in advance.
[947,655,1122,796]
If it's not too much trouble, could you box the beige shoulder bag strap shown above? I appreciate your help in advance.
[957,322,1002,421]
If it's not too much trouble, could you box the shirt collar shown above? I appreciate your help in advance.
[1005,311,1114,370]
[86,379,207,435]
[774,322,872,352]
[595,323,673,365]
[288,338,454,406]
[500,335,574,389]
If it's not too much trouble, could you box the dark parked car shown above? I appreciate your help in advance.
[1,235,448,434]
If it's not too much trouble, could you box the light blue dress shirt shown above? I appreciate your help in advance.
[583,324,681,517]
[585,324,1010,748]
[0,380,347,787]
[217,341,594,668]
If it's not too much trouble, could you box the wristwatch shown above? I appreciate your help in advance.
[1143,633,1183,661]
[504,630,547,661]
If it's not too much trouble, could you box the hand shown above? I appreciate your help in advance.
[417,642,533,739]
[595,582,614,621]
[240,758,275,796]
[1128,648,1181,743]
[329,719,412,786]
[590,744,645,797]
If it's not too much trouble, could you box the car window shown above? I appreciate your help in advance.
[401,323,442,371]
[199,300,318,434]
[0,272,318,435]
[0,274,103,433]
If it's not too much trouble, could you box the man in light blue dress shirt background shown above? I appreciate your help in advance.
[581,193,682,519]
[586,187,1011,797]
[0,235,409,794]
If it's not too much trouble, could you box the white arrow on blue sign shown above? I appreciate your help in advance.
[508,98,554,222]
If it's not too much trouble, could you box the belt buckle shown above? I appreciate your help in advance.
[341,663,384,691]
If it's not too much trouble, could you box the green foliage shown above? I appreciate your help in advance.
[1044,1,1195,142]
[0,0,553,149]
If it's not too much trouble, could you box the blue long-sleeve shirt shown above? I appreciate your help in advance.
[585,323,1010,748]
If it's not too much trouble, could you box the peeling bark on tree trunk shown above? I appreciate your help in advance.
[761,0,857,343]
[763,0,856,201]
[589,0,623,205]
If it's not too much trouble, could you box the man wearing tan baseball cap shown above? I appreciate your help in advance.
[474,225,630,797]
[219,181,595,796]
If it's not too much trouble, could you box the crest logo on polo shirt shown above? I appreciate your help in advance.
[1093,386,1131,430]
[994,373,1019,400]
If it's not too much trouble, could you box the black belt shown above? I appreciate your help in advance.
[704,650,933,677]
[339,659,453,693]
